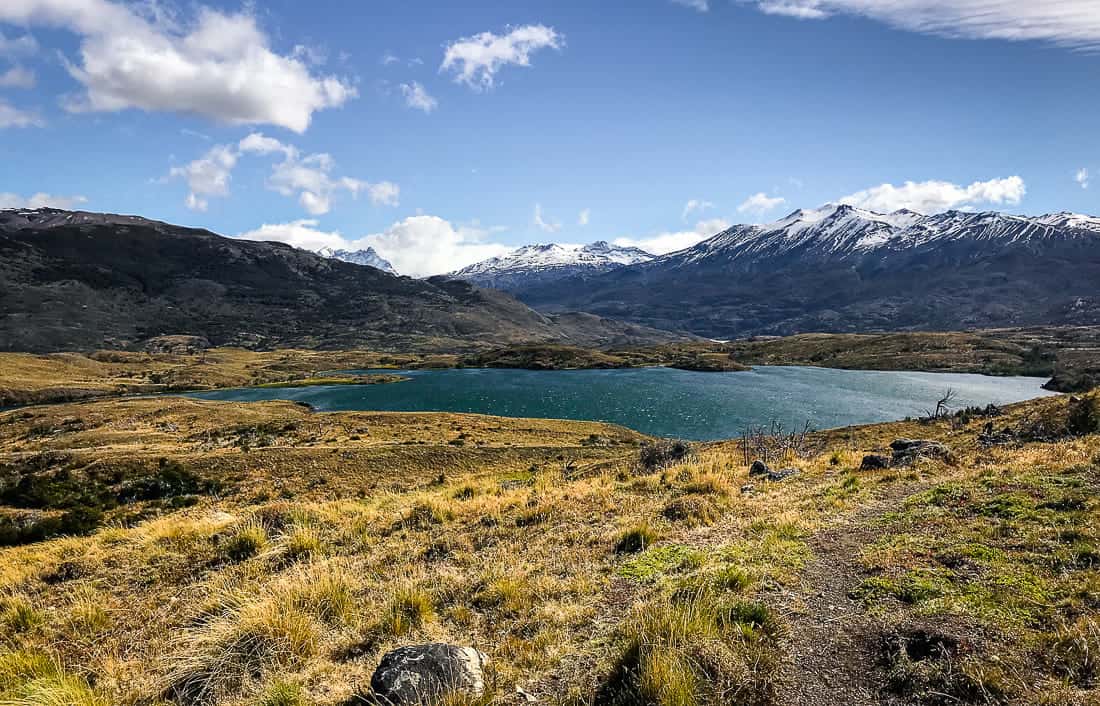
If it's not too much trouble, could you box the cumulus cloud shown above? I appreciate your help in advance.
[0,100,42,128]
[358,216,514,276]
[737,192,786,220]
[0,1,355,132]
[578,208,591,226]
[533,203,561,233]
[682,199,715,221]
[400,81,438,113]
[671,0,710,10]
[614,218,730,255]
[237,219,348,252]
[742,1,1100,49]
[168,144,238,212]
[838,176,1026,213]
[171,133,398,214]
[0,192,87,209]
[1077,168,1090,190]
[441,24,563,90]
[0,66,34,88]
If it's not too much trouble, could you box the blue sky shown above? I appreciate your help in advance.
[1,0,1098,275]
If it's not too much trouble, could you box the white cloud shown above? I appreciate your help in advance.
[838,176,1026,213]
[757,1,829,19]
[381,53,399,66]
[172,132,398,214]
[441,24,563,90]
[743,1,1100,49]
[0,31,37,57]
[400,81,438,113]
[0,66,34,88]
[0,2,355,133]
[533,203,561,233]
[672,0,710,11]
[360,216,514,277]
[0,100,42,128]
[0,192,87,209]
[614,218,730,255]
[168,144,238,212]
[1076,168,1090,190]
[737,192,786,219]
[237,219,347,252]
[578,208,591,226]
[682,199,715,221]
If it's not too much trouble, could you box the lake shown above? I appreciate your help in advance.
[183,366,1058,441]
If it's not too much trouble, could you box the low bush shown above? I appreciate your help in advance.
[637,440,695,474]
[615,524,659,554]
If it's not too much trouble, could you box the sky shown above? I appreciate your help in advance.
[1,0,1099,276]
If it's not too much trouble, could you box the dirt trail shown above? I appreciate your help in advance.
[775,482,926,706]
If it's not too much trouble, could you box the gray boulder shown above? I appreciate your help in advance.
[371,643,489,705]
[860,454,892,471]
[749,459,770,477]
[890,439,952,466]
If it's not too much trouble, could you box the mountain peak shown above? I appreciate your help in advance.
[450,239,655,292]
[316,246,397,274]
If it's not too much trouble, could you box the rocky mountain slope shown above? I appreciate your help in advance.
[515,205,1100,339]
[0,209,684,352]
[450,241,653,291]
[317,246,396,274]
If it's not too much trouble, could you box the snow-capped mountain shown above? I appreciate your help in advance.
[515,204,1100,339]
[450,241,654,291]
[317,247,396,274]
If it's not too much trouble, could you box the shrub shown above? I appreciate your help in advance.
[615,524,659,554]
[1068,396,1100,437]
[638,440,695,474]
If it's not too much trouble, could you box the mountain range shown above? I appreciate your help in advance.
[0,209,685,352]
[479,204,1100,339]
[450,241,653,291]
[317,246,396,274]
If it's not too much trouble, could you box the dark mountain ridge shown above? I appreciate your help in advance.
[514,205,1100,339]
[0,208,685,352]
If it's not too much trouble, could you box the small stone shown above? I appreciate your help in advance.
[740,483,755,494]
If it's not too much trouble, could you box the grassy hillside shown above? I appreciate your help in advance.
[1,390,1098,705]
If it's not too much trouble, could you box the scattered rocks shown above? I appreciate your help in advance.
[748,459,798,482]
[142,334,211,355]
[371,644,489,705]
[890,439,952,466]
[860,454,892,471]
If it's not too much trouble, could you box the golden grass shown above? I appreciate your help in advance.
[0,391,1095,705]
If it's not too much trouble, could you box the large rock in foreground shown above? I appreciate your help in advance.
[371,643,489,705]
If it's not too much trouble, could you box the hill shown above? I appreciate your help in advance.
[449,241,654,291]
[514,205,1100,338]
[0,209,684,353]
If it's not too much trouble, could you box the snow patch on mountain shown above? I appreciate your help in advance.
[450,240,654,290]
[317,247,397,274]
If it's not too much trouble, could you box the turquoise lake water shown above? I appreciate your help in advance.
[183,366,1057,441]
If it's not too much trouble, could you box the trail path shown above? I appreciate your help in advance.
[774,482,926,706]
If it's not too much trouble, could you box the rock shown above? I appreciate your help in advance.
[740,483,755,494]
[749,459,770,477]
[371,643,489,705]
[860,454,892,471]
[765,468,799,482]
[890,439,952,466]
